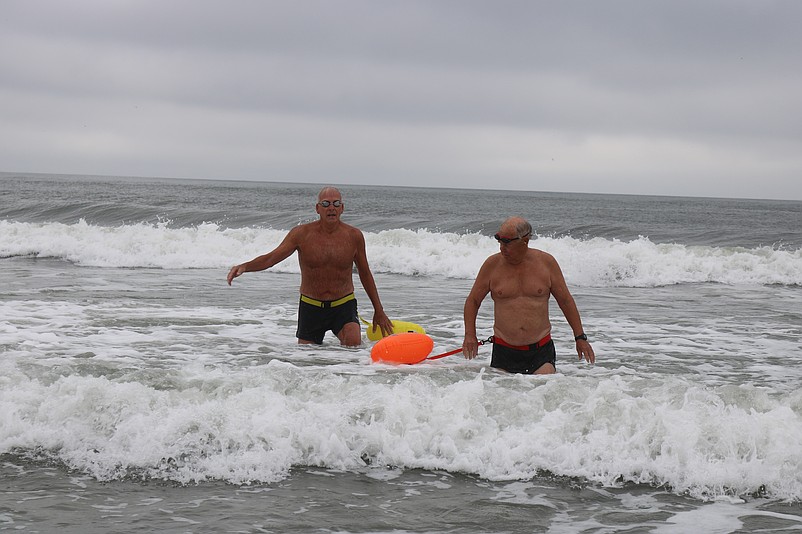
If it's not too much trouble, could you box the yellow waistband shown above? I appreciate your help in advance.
[300,293,355,308]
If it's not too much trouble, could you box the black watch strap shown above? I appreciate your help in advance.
[575,333,588,341]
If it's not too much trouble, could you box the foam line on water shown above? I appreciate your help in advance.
[1,220,800,286]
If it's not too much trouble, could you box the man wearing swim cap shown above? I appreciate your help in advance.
[462,216,595,374]
[227,186,393,346]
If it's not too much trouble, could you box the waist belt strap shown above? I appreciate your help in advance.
[300,293,356,308]
[493,333,552,351]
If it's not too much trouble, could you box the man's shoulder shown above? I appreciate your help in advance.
[527,248,559,268]
[289,221,315,236]
[338,221,361,233]
[482,252,504,267]
[528,247,554,259]
[288,220,328,242]
[339,222,365,242]
[333,217,365,230]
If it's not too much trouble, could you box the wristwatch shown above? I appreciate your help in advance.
[574,333,588,341]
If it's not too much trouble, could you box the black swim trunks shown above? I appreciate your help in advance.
[296,293,359,344]
[490,334,556,374]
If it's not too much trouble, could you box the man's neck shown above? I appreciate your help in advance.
[317,218,341,233]
[503,248,529,265]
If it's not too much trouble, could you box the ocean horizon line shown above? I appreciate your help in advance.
[2,170,799,204]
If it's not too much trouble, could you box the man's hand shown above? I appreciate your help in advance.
[576,339,595,364]
[462,334,479,360]
[227,264,244,285]
[372,310,394,338]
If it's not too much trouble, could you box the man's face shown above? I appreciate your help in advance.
[316,194,344,221]
[495,227,529,259]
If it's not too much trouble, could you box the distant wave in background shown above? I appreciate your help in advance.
[1,220,800,287]
[3,172,801,249]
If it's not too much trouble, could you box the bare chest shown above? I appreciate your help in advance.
[298,231,356,270]
[490,262,551,301]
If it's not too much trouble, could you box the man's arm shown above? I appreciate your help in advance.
[353,229,393,336]
[462,257,493,359]
[226,228,300,285]
[547,254,596,364]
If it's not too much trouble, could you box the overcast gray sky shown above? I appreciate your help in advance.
[2,1,801,200]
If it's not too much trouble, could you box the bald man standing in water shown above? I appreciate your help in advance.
[462,217,595,374]
[227,186,393,346]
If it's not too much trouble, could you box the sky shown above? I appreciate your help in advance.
[1,1,801,200]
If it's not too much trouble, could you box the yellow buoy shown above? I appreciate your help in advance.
[364,319,426,341]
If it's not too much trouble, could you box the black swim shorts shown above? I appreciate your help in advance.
[296,294,359,344]
[490,336,556,374]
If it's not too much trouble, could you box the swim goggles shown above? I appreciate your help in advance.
[494,232,530,244]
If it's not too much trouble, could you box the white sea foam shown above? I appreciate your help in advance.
[3,352,802,500]
[1,267,801,501]
[1,220,800,286]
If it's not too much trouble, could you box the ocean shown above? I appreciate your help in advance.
[1,172,801,533]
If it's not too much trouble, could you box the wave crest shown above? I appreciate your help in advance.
[1,220,800,286]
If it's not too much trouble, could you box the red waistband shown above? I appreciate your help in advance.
[493,333,552,351]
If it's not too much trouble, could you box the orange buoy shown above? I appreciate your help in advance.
[370,332,434,364]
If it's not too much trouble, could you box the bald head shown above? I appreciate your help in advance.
[318,186,342,201]
[500,217,532,239]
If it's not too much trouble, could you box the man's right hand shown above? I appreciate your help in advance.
[462,334,479,360]
[227,264,244,285]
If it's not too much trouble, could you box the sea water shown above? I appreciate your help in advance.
[1,172,801,532]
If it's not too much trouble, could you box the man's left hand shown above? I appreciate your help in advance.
[373,310,394,338]
[576,339,596,364]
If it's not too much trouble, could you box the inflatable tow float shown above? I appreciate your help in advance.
[370,332,434,364]
[363,318,426,341]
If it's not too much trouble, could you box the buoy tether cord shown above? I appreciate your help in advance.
[426,336,493,361]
